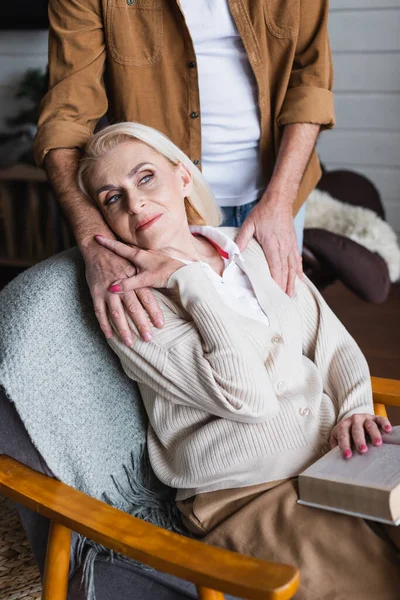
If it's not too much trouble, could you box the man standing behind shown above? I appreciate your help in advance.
[34,0,335,347]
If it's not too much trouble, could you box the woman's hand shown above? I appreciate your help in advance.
[81,236,165,346]
[330,413,393,459]
[95,235,185,291]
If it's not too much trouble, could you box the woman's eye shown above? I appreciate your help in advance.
[105,193,121,206]
[139,174,153,185]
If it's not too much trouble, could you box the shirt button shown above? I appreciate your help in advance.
[238,296,245,301]
[193,159,200,166]
[272,335,282,344]
[276,381,286,393]
[190,111,199,119]
[299,406,310,417]
[188,61,196,69]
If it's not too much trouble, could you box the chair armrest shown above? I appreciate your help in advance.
[0,456,299,600]
[372,377,400,407]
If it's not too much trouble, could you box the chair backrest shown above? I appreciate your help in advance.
[0,248,179,531]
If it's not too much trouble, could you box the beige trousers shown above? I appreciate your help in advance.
[177,478,400,600]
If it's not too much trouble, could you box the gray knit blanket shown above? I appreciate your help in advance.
[0,248,186,597]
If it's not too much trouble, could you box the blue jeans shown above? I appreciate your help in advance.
[221,200,306,251]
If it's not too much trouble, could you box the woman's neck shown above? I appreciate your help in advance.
[165,227,225,276]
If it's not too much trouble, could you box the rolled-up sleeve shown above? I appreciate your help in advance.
[277,0,335,130]
[33,0,108,166]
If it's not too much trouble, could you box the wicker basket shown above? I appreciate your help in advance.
[0,495,42,600]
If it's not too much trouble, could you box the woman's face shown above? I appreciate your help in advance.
[88,140,193,249]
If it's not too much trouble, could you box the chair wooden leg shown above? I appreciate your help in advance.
[196,586,225,600]
[42,521,71,600]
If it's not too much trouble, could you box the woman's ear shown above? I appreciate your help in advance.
[177,162,193,197]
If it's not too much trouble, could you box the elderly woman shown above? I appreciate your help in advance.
[78,122,400,599]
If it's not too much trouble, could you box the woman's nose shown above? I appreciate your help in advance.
[126,192,146,215]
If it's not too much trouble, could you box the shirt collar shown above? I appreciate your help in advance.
[189,225,245,269]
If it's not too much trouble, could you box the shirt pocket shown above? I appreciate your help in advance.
[263,0,300,39]
[106,0,163,66]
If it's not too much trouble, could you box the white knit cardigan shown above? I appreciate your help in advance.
[107,228,374,500]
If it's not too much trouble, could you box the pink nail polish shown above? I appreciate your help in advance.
[344,449,352,459]
[385,425,392,431]
[374,438,382,446]
[109,284,121,293]
[359,444,368,452]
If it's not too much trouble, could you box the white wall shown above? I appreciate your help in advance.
[0,31,48,131]
[318,0,400,234]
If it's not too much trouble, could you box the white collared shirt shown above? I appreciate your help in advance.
[173,226,270,327]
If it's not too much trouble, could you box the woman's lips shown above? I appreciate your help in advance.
[136,214,162,232]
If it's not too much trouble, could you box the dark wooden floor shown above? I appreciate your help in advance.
[323,282,400,424]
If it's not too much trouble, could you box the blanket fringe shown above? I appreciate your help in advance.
[75,445,190,600]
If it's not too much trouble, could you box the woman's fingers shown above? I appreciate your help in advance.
[332,414,392,460]
[83,237,164,343]
[363,418,383,447]
[376,415,392,433]
[108,272,154,293]
[95,234,139,261]
[334,419,353,459]
[351,417,369,453]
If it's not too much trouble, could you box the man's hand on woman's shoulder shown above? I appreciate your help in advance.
[236,196,303,298]
[81,235,166,346]
[93,235,185,342]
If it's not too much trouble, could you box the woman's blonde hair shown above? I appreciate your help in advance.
[77,122,223,227]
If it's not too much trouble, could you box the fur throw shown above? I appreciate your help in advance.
[305,189,400,282]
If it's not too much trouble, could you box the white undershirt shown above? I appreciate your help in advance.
[171,226,270,327]
[179,0,265,207]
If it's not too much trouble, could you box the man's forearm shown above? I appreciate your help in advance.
[44,148,114,249]
[266,123,320,209]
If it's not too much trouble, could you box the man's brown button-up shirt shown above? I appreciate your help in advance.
[33,0,335,215]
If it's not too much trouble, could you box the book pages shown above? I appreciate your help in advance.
[301,444,400,491]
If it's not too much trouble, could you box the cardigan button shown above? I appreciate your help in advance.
[299,406,310,417]
[276,381,286,393]
[272,335,282,344]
